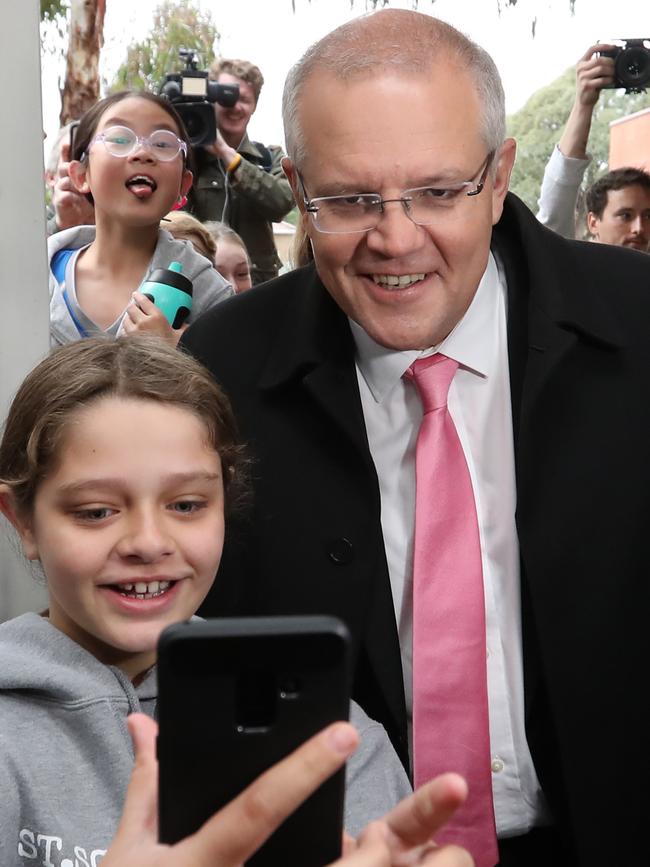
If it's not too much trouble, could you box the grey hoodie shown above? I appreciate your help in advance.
[48,226,233,346]
[0,614,410,866]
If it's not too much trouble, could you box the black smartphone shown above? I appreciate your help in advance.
[157,615,352,866]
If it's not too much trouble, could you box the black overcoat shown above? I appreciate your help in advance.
[183,193,650,865]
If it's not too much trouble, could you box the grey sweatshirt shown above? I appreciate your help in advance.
[48,225,233,346]
[0,614,410,866]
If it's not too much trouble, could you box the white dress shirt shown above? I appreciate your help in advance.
[351,253,550,837]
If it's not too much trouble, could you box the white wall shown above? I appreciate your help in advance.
[0,2,50,619]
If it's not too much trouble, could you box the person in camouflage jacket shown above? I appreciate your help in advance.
[188,58,294,285]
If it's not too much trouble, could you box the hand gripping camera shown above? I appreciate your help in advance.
[159,49,239,147]
[600,39,650,93]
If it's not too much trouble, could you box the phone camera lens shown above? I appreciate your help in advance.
[279,676,302,700]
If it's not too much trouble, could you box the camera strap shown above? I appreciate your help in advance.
[252,141,273,173]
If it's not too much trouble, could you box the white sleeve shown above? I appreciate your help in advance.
[536,145,591,239]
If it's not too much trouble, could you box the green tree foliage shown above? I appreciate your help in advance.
[40,0,67,21]
[508,71,650,215]
[112,0,220,94]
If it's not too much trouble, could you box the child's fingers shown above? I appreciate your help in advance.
[175,721,359,866]
[381,773,468,849]
[332,823,391,866]
[131,291,158,315]
[110,714,159,846]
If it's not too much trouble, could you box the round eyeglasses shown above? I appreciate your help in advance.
[85,126,187,162]
[299,152,494,234]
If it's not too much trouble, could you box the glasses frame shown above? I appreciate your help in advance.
[84,125,188,162]
[299,151,495,235]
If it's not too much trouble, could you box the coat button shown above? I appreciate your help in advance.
[328,538,354,564]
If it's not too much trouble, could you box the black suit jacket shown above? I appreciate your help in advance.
[183,194,650,865]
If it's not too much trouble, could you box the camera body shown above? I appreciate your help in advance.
[159,49,239,147]
[600,39,650,93]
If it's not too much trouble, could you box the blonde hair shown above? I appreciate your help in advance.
[209,58,264,102]
[162,211,217,261]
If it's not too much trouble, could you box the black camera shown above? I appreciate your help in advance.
[600,39,650,93]
[159,49,239,148]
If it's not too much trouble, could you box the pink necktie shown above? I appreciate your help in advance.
[406,354,498,867]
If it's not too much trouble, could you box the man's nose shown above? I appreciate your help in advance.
[365,200,424,258]
[630,215,645,235]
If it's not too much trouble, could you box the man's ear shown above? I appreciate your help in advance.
[0,487,39,561]
[68,159,91,196]
[586,211,600,238]
[491,137,517,225]
[282,157,305,215]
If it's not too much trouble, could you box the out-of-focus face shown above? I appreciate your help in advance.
[214,238,253,293]
[283,63,515,350]
[214,74,257,147]
[15,397,224,680]
[587,185,650,252]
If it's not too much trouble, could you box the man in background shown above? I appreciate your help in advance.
[537,42,650,250]
[188,58,294,283]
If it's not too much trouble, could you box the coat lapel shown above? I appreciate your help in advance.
[258,265,408,758]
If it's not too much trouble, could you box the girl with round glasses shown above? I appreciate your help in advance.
[48,91,232,347]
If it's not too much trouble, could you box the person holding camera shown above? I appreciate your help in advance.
[537,42,650,251]
[188,58,294,285]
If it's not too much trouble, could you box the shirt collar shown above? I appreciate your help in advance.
[351,252,500,403]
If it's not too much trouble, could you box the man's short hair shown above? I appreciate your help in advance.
[586,167,650,217]
[282,9,505,170]
[209,58,264,103]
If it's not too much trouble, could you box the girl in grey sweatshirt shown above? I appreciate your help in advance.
[0,337,410,867]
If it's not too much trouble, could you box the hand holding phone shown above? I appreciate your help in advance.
[157,616,352,866]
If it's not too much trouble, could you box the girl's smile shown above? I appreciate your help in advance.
[14,396,225,679]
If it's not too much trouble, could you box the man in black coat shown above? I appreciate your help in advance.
[183,10,650,866]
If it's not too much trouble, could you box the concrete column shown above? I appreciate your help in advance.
[0,1,50,619]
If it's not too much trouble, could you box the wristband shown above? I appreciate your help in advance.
[226,153,242,174]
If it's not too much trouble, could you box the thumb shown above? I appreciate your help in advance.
[113,714,160,843]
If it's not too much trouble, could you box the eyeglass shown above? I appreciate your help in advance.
[300,152,494,235]
[85,125,187,162]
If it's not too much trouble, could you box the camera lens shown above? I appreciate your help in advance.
[616,46,650,89]
[182,110,207,145]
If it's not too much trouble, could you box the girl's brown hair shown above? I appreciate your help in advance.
[0,336,247,518]
[72,90,196,202]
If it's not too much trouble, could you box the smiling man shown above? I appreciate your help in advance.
[182,10,650,867]
[187,58,294,284]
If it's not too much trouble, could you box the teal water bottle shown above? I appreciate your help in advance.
[139,261,193,329]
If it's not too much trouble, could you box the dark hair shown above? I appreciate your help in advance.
[72,90,196,202]
[0,336,247,519]
[586,167,650,218]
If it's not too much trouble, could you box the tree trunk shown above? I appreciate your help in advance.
[59,0,106,125]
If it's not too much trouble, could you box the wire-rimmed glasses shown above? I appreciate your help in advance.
[85,126,187,162]
[300,152,494,234]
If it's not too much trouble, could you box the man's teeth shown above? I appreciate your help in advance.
[372,273,425,287]
[117,580,172,599]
